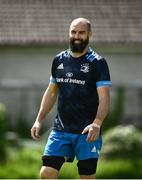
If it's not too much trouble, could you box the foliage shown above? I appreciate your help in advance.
[59,160,79,179]
[1,125,142,179]
[15,114,31,138]
[0,103,8,162]
[103,87,125,131]
[97,158,142,179]
[97,125,142,178]
[0,144,42,179]
[1,139,142,179]
[101,125,142,159]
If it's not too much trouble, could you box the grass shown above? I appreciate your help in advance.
[97,158,142,179]
[59,157,142,179]
[59,161,79,179]
[0,146,42,179]
[0,144,142,179]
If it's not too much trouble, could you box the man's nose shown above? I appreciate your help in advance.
[74,32,80,39]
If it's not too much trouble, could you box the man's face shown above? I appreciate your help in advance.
[69,22,91,53]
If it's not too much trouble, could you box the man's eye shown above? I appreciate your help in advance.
[80,31,85,35]
[71,31,76,34]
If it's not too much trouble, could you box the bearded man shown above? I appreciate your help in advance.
[31,17,111,179]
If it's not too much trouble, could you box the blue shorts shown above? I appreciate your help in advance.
[43,130,102,161]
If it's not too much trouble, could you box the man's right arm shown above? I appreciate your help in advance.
[31,82,58,140]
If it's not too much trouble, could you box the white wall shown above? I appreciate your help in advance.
[0,48,142,127]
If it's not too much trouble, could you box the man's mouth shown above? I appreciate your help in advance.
[74,39,82,44]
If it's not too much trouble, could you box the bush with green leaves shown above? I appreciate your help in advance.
[97,158,142,179]
[101,125,142,159]
[0,103,8,162]
[103,87,125,131]
[96,125,142,178]
[0,146,42,179]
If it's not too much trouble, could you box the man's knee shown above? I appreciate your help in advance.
[40,166,58,179]
[40,155,65,179]
[77,158,98,175]
[42,155,65,170]
[40,166,48,179]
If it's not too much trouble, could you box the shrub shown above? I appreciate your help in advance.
[96,125,142,178]
[0,103,8,162]
[97,158,142,179]
[0,144,42,179]
[15,115,31,138]
[101,125,142,159]
[103,87,125,131]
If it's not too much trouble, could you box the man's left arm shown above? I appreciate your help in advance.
[82,86,110,142]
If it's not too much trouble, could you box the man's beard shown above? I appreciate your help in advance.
[69,38,89,53]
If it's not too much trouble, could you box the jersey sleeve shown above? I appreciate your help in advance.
[50,57,57,84]
[94,58,112,87]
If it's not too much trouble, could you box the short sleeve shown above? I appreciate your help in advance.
[50,57,57,84]
[95,58,112,87]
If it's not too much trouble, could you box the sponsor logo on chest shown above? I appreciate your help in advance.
[66,72,73,78]
[56,63,90,85]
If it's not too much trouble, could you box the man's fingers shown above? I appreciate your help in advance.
[82,124,100,142]
[87,133,96,142]
[31,121,41,140]
[86,125,100,142]
[31,127,36,139]
[81,125,90,134]
[35,127,40,137]
[86,128,94,142]
[86,133,91,142]
[31,127,40,140]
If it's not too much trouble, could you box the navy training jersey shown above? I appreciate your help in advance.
[50,47,111,133]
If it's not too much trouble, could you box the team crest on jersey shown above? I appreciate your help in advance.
[80,63,89,73]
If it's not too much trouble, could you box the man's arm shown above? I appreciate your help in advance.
[82,86,110,142]
[31,82,58,140]
[94,86,110,126]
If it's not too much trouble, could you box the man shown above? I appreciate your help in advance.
[31,17,111,179]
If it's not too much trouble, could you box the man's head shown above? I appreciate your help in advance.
[69,18,92,53]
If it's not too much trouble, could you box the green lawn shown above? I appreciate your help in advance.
[0,145,142,179]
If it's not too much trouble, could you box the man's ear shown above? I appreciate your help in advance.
[89,31,92,38]
[89,31,92,40]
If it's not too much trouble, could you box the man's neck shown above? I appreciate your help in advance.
[70,47,89,58]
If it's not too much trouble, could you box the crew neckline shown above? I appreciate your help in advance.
[68,49,89,59]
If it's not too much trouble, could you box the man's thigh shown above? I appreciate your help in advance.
[74,134,102,175]
[75,134,102,160]
[43,130,75,160]
[77,158,98,175]
[42,155,65,171]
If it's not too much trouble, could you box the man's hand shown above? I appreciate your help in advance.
[31,121,41,140]
[82,123,100,143]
